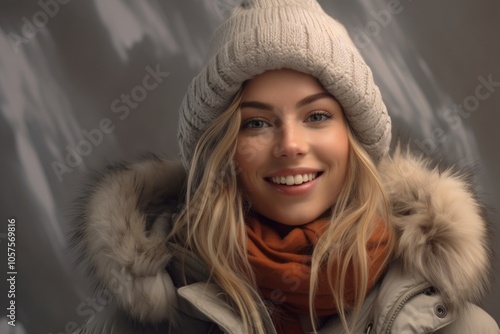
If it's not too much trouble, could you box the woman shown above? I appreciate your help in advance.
[73,0,499,333]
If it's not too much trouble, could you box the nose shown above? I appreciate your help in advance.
[273,123,308,159]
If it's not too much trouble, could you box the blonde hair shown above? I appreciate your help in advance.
[309,127,396,332]
[169,89,395,334]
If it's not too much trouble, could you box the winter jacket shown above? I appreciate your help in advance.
[72,152,500,333]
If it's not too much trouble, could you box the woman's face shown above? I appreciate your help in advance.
[235,69,349,226]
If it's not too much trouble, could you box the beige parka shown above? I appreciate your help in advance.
[72,152,499,333]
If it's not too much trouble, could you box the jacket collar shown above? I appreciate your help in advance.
[379,150,490,310]
[72,152,491,324]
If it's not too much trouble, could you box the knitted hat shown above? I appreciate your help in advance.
[178,0,391,168]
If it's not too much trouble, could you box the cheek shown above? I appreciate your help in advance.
[235,134,273,169]
[235,138,261,191]
[320,129,350,162]
[336,135,350,184]
[235,138,259,168]
[338,136,350,163]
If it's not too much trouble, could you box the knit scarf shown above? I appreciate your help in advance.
[246,215,392,334]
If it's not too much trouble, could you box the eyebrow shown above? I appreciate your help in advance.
[239,91,334,111]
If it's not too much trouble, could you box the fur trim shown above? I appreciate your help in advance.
[379,149,491,309]
[72,151,491,323]
[71,156,186,323]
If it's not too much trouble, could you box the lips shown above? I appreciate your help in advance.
[269,173,319,185]
[265,168,323,187]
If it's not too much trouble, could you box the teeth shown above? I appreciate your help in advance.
[270,173,318,185]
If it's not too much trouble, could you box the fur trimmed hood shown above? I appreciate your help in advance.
[71,152,491,325]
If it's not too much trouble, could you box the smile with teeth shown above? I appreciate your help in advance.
[269,173,319,186]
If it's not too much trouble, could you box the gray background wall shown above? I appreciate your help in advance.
[0,1,498,333]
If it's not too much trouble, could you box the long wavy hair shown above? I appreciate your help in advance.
[169,87,396,334]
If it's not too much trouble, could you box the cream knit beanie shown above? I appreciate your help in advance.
[178,0,391,167]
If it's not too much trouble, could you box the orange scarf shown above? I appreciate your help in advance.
[246,216,391,334]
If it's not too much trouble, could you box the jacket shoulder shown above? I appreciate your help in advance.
[74,300,221,334]
[378,150,492,309]
[70,156,188,324]
[370,264,499,333]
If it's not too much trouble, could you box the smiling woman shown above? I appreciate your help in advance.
[72,0,499,333]
[236,69,350,226]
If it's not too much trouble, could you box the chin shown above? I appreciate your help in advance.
[272,213,321,226]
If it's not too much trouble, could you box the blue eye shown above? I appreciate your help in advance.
[242,119,269,129]
[307,111,332,122]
